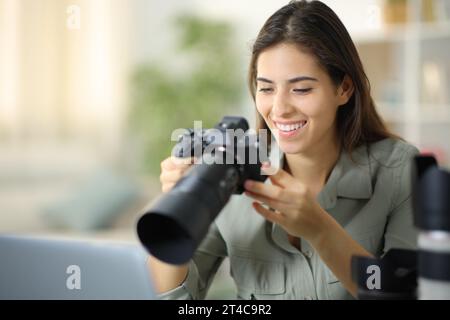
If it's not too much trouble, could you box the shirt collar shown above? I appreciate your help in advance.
[335,145,374,200]
[271,222,299,254]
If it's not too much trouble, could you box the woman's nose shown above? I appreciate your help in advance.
[272,90,296,117]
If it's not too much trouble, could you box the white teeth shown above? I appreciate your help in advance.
[276,121,307,132]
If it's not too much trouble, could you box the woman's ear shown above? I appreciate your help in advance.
[337,75,354,106]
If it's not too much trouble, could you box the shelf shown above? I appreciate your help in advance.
[420,21,450,40]
[353,21,450,45]
[377,102,450,124]
[352,28,405,44]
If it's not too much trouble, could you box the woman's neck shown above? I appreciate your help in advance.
[284,136,341,191]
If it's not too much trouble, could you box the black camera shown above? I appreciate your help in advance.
[137,116,269,265]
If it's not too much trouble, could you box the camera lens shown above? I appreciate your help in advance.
[416,167,450,300]
[137,159,240,265]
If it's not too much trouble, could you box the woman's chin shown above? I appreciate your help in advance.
[278,141,308,155]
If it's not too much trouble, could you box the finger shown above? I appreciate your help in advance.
[160,170,185,184]
[252,202,284,225]
[161,157,192,170]
[244,180,291,203]
[261,164,296,188]
[245,191,294,212]
[162,183,176,193]
[161,158,176,170]
[171,156,194,166]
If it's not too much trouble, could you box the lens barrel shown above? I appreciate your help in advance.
[137,153,240,265]
[415,165,450,300]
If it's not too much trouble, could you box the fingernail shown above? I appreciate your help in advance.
[261,161,271,168]
[244,180,253,189]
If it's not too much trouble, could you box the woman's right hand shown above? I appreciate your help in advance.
[159,156,194,193]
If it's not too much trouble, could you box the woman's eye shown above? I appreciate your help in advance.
[258,88,273,93]
[293,88,312,94]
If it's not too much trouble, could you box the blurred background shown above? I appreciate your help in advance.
[1,0,449,299]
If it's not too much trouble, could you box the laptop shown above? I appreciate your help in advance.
[0,235,156,300]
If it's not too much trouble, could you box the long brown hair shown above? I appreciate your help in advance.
[248,0,398,155]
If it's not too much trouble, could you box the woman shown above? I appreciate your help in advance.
[150,0,419,300]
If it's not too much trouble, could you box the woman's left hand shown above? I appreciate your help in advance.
[244,164,330,244]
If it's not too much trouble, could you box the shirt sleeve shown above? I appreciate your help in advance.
[157,221,228,300]
[383,145,420,255]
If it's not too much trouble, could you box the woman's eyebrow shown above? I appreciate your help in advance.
[256,76,318,84]
[256,77,274,84]
[288,76,318,83]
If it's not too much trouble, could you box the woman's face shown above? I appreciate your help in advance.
[255,42,350,155]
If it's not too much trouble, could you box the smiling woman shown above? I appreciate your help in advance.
[255,43,348,154]
[248,5,397,157]
[150,0,420,300]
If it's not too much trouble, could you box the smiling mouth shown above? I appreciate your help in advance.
[274,121,308,133]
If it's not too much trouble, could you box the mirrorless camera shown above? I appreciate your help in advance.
[137,116,269,264]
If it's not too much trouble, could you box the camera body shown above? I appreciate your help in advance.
[137,116,268,265]
[172,116,268,194]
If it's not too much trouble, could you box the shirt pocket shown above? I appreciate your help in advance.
[229,254,286,300]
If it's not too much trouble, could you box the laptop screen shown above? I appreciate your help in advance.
[0,235,156,300]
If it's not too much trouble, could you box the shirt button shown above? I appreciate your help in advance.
[304,250,312,258]
[304,296,314,300]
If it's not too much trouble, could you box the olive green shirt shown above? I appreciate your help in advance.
[159,138,419,300]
